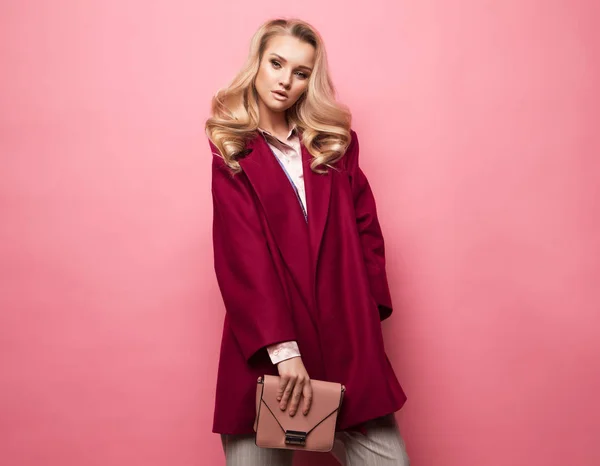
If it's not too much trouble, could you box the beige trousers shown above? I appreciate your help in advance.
[220,414,410,466]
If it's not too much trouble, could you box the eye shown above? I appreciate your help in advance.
[270,59,281,68]
[295,71,308,79]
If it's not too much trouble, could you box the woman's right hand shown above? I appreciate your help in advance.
[276,357,313,417]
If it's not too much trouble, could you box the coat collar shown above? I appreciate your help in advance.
[238,129,332,303]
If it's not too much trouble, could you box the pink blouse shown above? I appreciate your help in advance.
[257,124,304,365]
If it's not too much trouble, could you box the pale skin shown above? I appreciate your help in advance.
[254,34,316,417]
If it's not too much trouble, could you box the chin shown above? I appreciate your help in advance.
[267,102,291,112]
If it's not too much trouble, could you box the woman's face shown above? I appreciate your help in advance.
[254,34,315,116]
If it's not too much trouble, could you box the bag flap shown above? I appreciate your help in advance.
[257,374,343,434]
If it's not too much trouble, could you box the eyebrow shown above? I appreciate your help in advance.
[269,53,313,72]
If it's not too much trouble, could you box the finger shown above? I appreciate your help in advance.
[278,377,291,410]
[302,380,313,415]
[280,376,297,410]
[288,378,305,416]
[277,375,289,402]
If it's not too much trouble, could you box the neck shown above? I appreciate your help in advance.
[257,101,289,135]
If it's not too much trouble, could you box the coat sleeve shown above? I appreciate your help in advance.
[346,130,394,321]
[209,140,297,361]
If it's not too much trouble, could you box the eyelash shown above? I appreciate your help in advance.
[270,59,308,79]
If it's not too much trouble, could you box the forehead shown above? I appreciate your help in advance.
[264,35,315,66]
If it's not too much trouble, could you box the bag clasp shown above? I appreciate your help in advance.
[285,430,307,446]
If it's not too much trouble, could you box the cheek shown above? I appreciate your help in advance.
[255,69,265,88]
[291,82,308,101]
[256,66,272,88]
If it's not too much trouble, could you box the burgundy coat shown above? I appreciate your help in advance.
[209,128,407,435]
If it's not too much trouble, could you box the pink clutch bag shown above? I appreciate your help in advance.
[253,375,346,452]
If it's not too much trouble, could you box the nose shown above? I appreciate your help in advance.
[278,73,292,89]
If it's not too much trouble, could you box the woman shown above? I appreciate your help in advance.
[205,17,410,466]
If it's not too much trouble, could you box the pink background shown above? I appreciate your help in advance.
[1,1,599,465]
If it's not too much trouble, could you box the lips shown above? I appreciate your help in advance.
[271,90,288,100]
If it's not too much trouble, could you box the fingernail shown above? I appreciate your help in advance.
[277,397,281,401]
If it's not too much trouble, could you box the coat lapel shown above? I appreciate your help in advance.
[239,131,332,309]
[239,133,311,308]
[300,141,332,299]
